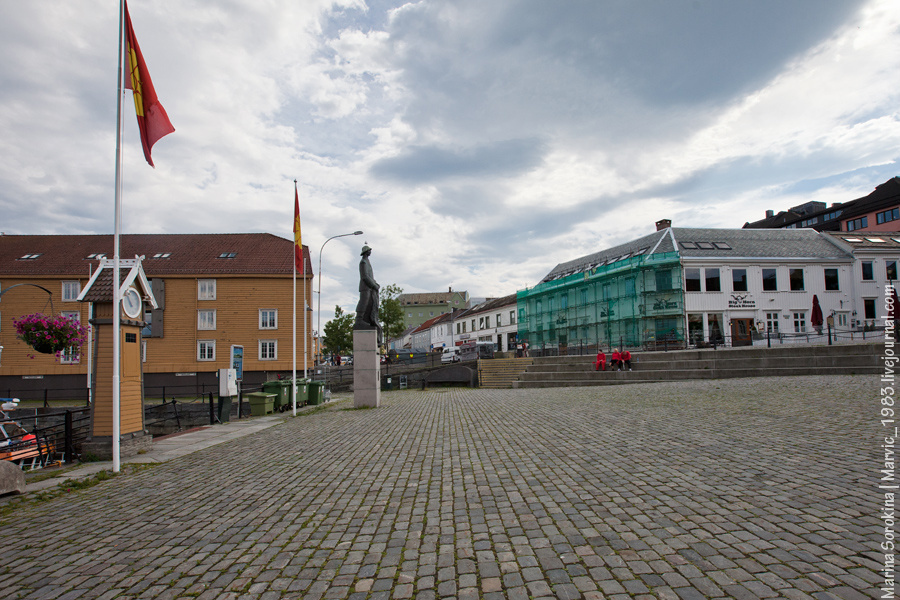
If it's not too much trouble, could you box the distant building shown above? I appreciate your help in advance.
[517,223,859,352]
[743,176,900,233]
[0,233,312,398]
[397,289,469,329]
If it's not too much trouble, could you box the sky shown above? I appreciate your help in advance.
[1,0,899,332]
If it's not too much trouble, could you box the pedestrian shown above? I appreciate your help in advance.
[594,349,606,371]
[610,348,622,371]
[621,349,632,371]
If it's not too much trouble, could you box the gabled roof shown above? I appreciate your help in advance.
[672,228,851,260]
[0,233,311,277]
[461,293,517,315]
[78,258,158,307]
[541,227,852,282]
[411,313,447,334]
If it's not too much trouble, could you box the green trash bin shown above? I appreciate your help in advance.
[262,380,291,412]
[246,392,275,416]
[294,379,309,407]
[307,381,324,405]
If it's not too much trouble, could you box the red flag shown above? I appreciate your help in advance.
[294,182,303,273]
[124,1,174,167]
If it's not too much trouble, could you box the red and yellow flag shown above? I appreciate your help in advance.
[294,182,303,273]
[124,1,174,167]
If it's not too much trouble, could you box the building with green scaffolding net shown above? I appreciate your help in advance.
[517,227,685,354]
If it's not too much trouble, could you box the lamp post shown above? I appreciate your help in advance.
[317,230,363,389]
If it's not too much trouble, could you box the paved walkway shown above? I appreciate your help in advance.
[0,377,883,600]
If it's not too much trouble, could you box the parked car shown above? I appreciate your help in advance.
[441,347,460,363]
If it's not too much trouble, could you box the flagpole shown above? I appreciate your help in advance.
[292,180,298,416]
[111,0,126,472]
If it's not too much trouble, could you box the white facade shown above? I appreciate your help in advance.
[827,232,900,329]
[455,296,519,353]
[681,258,853,344]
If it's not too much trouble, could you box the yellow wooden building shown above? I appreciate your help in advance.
[0,233,312,400]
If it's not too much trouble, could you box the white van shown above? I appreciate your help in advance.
[441,347,460,363]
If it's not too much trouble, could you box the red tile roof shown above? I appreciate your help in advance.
[0,233,311,277]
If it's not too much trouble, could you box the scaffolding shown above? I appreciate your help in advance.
[516,252,685,354]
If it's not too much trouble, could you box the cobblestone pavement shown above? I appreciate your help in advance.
[0,376,883,599]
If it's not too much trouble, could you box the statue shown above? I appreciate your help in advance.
[354,244,383,344]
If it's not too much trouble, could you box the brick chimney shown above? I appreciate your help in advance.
[655,219,671,231]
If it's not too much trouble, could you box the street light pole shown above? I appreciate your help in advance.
[317,230,363,391]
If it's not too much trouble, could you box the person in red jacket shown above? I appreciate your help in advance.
[621,349,632,371]
[610,348,622,370]
[594,350,606,371]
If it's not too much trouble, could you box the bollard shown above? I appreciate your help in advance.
[64,410,74,464]
[209,392,215,425]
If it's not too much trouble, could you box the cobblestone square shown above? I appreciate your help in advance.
[0,376,883,599]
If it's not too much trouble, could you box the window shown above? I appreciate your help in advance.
[789,269,805,291]
[198,309,216,330]
[862,261,874,281]
[259,340,277,360]
[601,284,611,300]
[259,309,277,329]
[680,242,698,249]
[471,319,475,331]
[217,252,237,259]
[60,311,82,364]
[864,298,876,320]
[713,242,732,250]
[198,279,216,300]
[688,314,703,344]
[624,278,635,295]
[824,268,839,291]
[152,252,171,259]
[510,310,516,324]
[762,268,777,291]
[732,269,747,292]
[793,311,807,333]
[656,270,672,291]
[198,340,215,361]
[485,316,491,328]
[888,261,898,281]
[705,268,721,292]
[877,208,900,224]
[479,317,485,329]
[707,314,724,344]
[496,313,502,327]
[696,242,715,250]
[685,268,701,292]
[846,216,868,231]
[62,281,80,302]
[766,312,780,333]
[561,294,568,310]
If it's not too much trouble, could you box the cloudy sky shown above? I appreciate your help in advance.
[1,0,898,329]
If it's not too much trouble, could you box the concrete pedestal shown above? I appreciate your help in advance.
[353,329,381,408]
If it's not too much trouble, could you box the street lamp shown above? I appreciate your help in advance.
[317,230,363,387]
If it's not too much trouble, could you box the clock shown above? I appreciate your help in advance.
[122,287,143,319]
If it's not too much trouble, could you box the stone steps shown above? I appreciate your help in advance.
[511,343,882,388]
[478,358,533,389]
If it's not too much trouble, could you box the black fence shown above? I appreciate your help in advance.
[1,407,91,469]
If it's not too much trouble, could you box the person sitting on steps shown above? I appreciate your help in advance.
[610,348,622,371]
[594,349,606,372]
[621,349,633,371]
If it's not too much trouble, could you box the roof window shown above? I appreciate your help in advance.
[866,238,886,243]
[842,237,863,243]
[152,252,171,259]
[713,242,732,250]
[217,252,237,259]
[680,242,697,249]
[696,242,715,250]
[18,254,42,260]
[85,253,106,259]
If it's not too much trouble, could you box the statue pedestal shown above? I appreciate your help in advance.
[353,329,381,408]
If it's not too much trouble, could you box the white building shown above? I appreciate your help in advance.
[826,232,900,329]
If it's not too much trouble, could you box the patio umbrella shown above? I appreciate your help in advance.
[811,294,823,330]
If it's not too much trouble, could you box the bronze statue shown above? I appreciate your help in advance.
[354,244,383,344]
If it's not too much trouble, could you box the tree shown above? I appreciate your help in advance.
[379,284,406,342]
[322,305,354,357]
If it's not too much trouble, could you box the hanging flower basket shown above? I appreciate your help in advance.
[13,313,88,356]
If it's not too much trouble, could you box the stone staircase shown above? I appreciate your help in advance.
[508,343,882,388]
[478,358,533,388]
